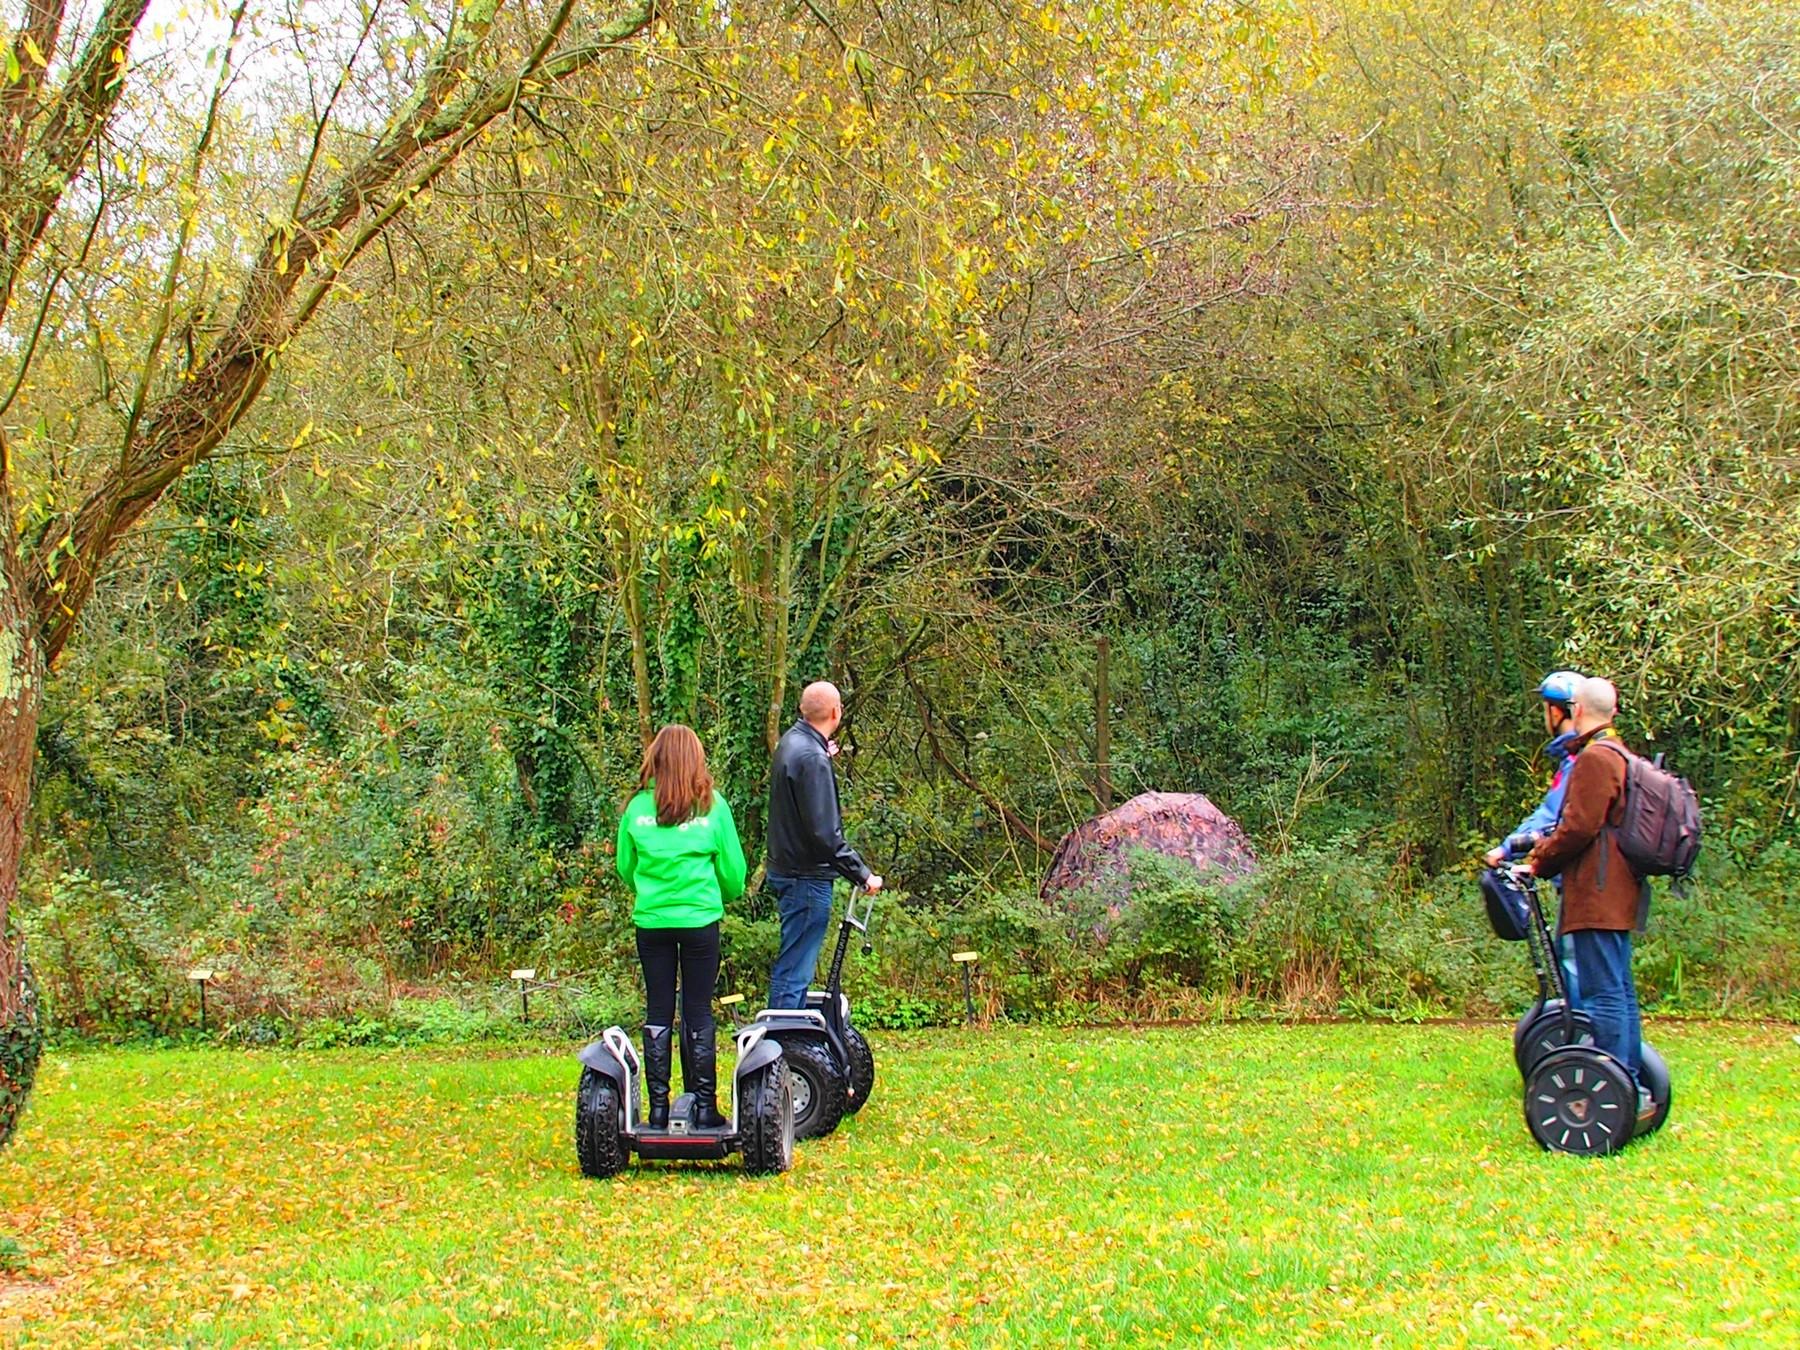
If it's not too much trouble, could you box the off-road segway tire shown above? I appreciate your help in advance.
[1635,1042,1672,1138]
[574,1067,628,1178]
[844,1025,875,1116]
[739,1054,795,1176]
[1514,1000,1596,1077]
[1524,1048,1635,1156]
[780,1036,848,1140]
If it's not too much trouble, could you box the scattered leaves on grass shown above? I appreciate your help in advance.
[1,1025,1797,1347]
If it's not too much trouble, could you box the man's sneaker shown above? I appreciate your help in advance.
[1637,1086,1656,1120]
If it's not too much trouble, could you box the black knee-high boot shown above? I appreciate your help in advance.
[642,1024,672,1129]
[687,1022,727,1129]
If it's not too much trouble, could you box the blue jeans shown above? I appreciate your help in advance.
[767,873,835,1009]
[1550,881,1579,1005]
[1569,928,1640,1087]
[1557,934,1581,1007]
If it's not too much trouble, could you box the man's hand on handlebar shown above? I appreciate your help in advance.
[865,874,883,894]
[1487,831,1543,870]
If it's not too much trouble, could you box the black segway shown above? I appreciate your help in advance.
[1482,864,1597,1076]
[573,1022,794,1177]
[752,889,878,1141]
[1504,865,1672,1156]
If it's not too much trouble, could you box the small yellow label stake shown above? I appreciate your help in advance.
[187,970,214,1031]
[951,953,980,1023]
[511,970,537,1021]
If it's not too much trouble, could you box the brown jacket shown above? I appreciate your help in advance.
[1530,728,1646,933]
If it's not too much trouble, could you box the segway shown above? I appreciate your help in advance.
[752,888,878,1141]
[1482,864,1597,1076]
[573,1023,794,1177]
[1505,865,1672,1155]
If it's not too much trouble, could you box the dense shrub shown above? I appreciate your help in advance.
[24,838,1800,1043]
[29,871,186,1035]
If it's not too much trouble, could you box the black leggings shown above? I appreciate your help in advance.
[635,922,721,1032]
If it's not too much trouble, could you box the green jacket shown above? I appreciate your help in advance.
[615,788,747,928]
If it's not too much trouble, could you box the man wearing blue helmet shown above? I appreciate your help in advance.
[1486,670,1585,866]
[1486,670,1585,997]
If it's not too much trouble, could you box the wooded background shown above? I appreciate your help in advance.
[5,0,1796,1047]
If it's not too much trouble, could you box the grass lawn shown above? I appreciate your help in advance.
[1,1022,1797,1348]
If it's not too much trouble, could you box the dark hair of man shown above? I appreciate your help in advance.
[638,724,715,827]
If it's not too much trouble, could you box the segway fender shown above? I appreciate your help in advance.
[733,1029,784,1080]
[753,1008,831,1035]
[577,1036,630,1092]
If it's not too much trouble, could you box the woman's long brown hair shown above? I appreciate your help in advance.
[637,724,715,827]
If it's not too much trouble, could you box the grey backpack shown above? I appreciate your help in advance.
[1590,740,1702,880]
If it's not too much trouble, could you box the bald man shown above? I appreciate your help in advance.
[765,682,883,1009]
[1529,677,1652,1115]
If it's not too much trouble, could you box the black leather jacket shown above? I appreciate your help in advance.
[765,720,872,883]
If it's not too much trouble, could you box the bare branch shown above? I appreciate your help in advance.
[25,0,660,663]
[0,0,153,327]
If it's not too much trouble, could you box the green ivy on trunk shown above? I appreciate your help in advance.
[0,953,41,1149]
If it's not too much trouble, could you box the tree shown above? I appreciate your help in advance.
[317,0,1317,839]
[0,0,660,1145]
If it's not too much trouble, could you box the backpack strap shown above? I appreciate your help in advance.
[1584,736,1633,892]
[1586,735,1632,769]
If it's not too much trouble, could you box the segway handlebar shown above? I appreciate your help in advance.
[1502,862,1576,1014]
[1504,829,1544,859]
[844,889,877,935]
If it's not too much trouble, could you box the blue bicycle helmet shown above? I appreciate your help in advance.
[1537,670,1584,709]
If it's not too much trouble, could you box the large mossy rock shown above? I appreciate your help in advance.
[0,955,42,1150]
[1041,791,1258,907]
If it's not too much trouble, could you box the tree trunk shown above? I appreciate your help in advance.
[0,498,46,1146]
[0,0,662,1151]
[621,546,654,747]
[765,527,793,755]
[1094,635,1112,810]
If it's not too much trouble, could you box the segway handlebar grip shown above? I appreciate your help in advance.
[1505,830,1542,858]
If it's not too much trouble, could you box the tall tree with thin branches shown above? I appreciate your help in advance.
[0,0,657,1145]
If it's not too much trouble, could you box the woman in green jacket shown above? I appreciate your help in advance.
[616,724,747,1129]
